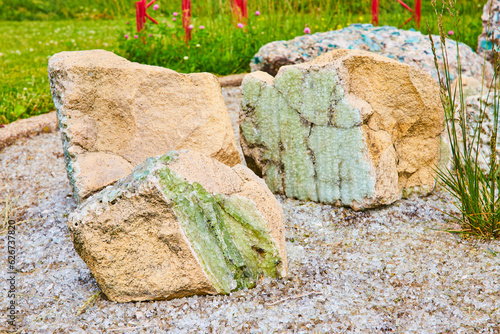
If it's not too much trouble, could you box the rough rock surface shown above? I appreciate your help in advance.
[48,50,240,204]
[251,24,493,85]
[478,0,500,63]
[241,49,445,210]
[68,150,287,302]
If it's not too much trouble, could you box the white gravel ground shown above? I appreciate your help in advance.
[0,87,499,333]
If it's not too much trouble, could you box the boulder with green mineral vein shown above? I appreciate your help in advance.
[67,150,287,302]
[241,49,446,210]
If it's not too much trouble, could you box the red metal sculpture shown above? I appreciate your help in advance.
[371,0,421,28]
[231,0,248,22]
[182,0,192,44]
[136,0,159,33]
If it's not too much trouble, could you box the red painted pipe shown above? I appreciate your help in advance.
[135,0,158,33]
[395,0,413,13]
[371,0,421,28]
[136,0,145,32]
[415,0,421,28]
[231,0,247,22]
[182,0,192,44]
[371,0,379,26]
[241,0,248,19]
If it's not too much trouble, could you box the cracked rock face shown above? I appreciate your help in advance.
[48,50,241,203]
[68,150,287,303]
[241,49,445,210]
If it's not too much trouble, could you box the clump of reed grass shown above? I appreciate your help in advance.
[429,0,499,239]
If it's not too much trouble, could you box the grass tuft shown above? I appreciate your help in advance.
[76,291,102,316]
[1,195,18,235]
[429,0,500,240]
[0,195,32,235]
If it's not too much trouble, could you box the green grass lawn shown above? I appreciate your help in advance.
[0,20,124,124]
[0,0,484,125]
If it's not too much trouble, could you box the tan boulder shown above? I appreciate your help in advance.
[68,150,287,303]
[241,49,445,209]
[48,50,240,203]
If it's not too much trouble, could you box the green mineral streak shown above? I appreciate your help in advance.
[273,67,304,114]
[240,118,260,145]
[241,65,376,206]
[241,76,262,108]
[61,132,85,204]
[256,85,281,162]
[156,163,282,294]
[279,100,318,201]
[132,158,153,182]
[241,76,281,162]
[65,156,80,203]
[333,98,361,128]
[275,67,337,126]
[263,164,283,193]
[309,126,374,204]
[240,77,263,147]
[215,194,282,278]
[241,76,284,192]
[307,127,341,203]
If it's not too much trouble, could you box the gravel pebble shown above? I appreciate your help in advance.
[0,88,499,333]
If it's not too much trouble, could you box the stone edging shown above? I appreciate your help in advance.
[218,73,246,87]
[0,111,58,150]
[0,73,248,150]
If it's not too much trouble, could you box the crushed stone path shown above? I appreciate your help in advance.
[0,88,499,333]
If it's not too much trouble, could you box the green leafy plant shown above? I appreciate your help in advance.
[429,0,500,239]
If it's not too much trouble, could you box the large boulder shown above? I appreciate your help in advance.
[241,49,446,210]
[251,24,493,85]
[68,150,287,303]
[48,50,241,203]
[477,0,500,63]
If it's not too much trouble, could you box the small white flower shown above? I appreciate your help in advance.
[183,56,189,60]
[196,44,200,47]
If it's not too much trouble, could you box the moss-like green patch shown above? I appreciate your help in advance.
[308,126,373,204]
[275,67,338,126]
[156,158,282,294]
[241,66,375,207]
